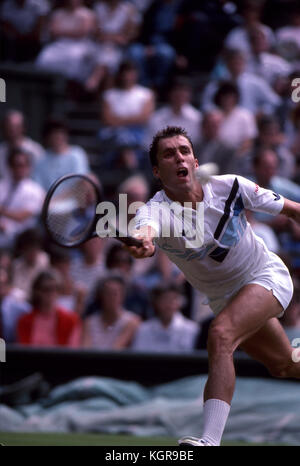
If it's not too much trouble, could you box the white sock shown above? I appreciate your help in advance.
[201,398,231,446]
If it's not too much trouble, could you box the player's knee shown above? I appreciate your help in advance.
[207,320,234,355]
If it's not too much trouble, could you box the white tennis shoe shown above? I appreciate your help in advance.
[178,436,213,447]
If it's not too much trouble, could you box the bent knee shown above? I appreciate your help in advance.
[207,320,235,354]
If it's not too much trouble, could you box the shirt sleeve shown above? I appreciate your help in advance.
[237,175,284,215]
[134,202,161,236]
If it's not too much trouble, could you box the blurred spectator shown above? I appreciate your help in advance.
[82,274,140,349]
[50,247,86,315]
[126,0,183,91]
[0,267,30,343]
[131,283,199,352]
[12,228,49,299]
[202,48,281,114]
[194,109,236,175]
[99,60,155,167]
[0,110,45,179]
[70,237,105,295]
[144,76,202,149]
[224,0,275,59]
[276,4,300,59]
[34,117,89,190]
[214,81,257,153]
[105,243,150,318]
[17,270,81,347]
[0,148,45,248]
[36,0,97,89]
[87,0,141,92]
[247,26,291,85]
[0,0,50,62]
[289,103,300,182]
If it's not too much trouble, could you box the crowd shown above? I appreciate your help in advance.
[0,0,300,352]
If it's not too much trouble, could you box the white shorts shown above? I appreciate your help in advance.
[208,252,294,317]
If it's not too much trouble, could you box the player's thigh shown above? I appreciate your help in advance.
[209,284,284,351]
[240,317,293,373]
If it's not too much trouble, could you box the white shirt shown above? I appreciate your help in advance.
[247,52,291,84]
[145,104,202,149]
[132,312,199,352]
[277,26,300,49]
[103,85,153,118]
[224,24,275,57]
[218,106,257,149]
[135,175,284,305]
[0,177,45,235]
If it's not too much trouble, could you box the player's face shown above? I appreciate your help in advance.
[153,135,199,191]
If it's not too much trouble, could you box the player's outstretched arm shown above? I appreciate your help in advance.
[281,198,300,224]
[125,225,157,259]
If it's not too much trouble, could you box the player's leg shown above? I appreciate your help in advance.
[179,283,283,447]
[240,317,300,378]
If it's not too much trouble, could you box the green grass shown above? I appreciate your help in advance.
[0,432,290,446]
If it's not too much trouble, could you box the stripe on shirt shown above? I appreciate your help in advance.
[214,177,239,240]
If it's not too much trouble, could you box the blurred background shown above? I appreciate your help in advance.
[0,0,300,445]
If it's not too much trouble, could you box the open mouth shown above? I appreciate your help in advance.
[176,167,188,178]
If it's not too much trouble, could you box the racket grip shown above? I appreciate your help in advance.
[118,236,144,247]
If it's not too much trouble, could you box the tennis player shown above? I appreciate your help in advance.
[126,126,300,447]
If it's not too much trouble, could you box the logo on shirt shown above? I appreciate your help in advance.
[0,78,6,103]
[254,184,259,194]
[272,192,280,201]
[0,338,6,362]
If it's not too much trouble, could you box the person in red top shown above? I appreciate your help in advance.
[17,270,81,347]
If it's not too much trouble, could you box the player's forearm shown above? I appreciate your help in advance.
[281,198,300,224]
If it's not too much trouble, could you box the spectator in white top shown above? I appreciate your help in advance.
[214,81,257,154]
[224,0,275,60]
[87,0,141,92]
[247,26,291,85]
[34,117,89,191]
[0,148,45,248]
[132,283,199,352]
[82,274,141,349]
[99,60,155,167]
[36,0,97,88]
[0,0,50,62]
[276,5,300,57]
[202,48,281,115]
[0,109,45,179]
[144,77,202,150]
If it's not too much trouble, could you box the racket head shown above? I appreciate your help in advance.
[42,174,101,248]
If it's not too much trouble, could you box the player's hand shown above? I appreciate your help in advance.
[124,236,155,259]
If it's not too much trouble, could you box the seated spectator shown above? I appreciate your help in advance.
[0,267,30,343]
[70,237,105,295]
[99,60,155,168]
[36,0,97,89]
[12,228,50,299]
[247,26,291,85]
[34,117,89,191]
[144,77,202,150]
[289,103,300,183]
[0,148,45,248]
[87,0,141,92]
[223,0,275,59]
[0,109,45,179]
[126,0,183,91]
[276,4,300,59]
[202,48,281,115]
[17,270,81,347]
[131,283,199,352]
[0,0,50,62]
[50,247,86,315]
[82,274,140,349]
[105,243,150,319]
[214,81,257,153]
[194,109,236,175]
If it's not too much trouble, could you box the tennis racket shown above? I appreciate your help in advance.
[42,174,143,248]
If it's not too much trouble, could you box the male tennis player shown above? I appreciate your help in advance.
[126,126,300,447]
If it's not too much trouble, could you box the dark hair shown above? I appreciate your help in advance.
[214,81,240,107]
[7,147,31,167]
[105,244,133,269]
[149,126,195,167]
[252,146,279,167]
[257,115,279,133]
[15,228,44,253]
[49,246,71,265]
[30,269,60,307]
[94,273,126,303]
[115,60,138,88]
[150,282,183,303]
[42,117,69,140]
